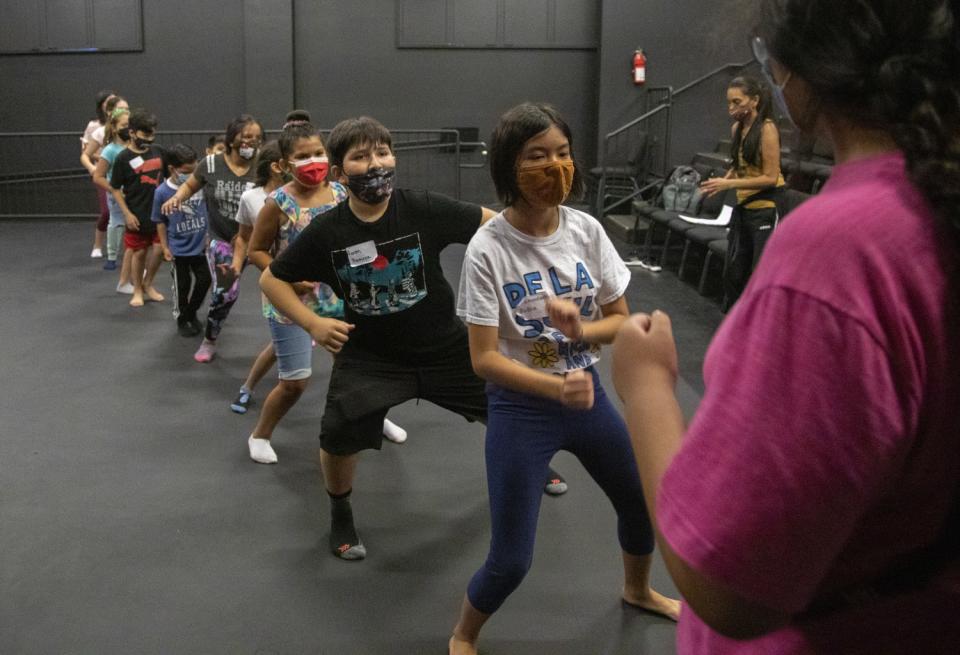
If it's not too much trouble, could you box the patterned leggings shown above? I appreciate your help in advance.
[204,238,246,341]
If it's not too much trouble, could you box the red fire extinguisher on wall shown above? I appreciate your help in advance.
[633,48,647,86]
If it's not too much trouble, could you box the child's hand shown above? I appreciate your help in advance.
[560,369,594,410]
[161,196,181,216]
[309,317,355,354]
[611,311,678,398]
[215,263,237,288]
[125,213,140,231]
[162,247,173,262]
[546,297,583,341]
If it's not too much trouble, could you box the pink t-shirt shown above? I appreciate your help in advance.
[658,152,960,654]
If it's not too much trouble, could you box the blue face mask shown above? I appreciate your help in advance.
[176,172,190,185]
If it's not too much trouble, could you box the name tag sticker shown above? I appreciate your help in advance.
[129,156,144,170]
[346,240,378,267]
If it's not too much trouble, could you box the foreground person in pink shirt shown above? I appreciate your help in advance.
[611,1,960,653]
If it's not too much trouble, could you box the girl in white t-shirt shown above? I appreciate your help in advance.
[448,103,679,655]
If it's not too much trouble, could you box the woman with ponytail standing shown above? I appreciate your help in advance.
[612,1,960,653]
[701,75,785,310]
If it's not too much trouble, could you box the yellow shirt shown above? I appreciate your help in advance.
[735,119,785,209]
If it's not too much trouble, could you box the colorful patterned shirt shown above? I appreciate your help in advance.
[263,181,348,323]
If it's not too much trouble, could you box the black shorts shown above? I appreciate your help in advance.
[319,339,487,456]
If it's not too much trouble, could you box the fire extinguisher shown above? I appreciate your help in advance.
[633,48,647,86]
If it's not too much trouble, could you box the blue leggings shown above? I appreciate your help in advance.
[466,368,655,614]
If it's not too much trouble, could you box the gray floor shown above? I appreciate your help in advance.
[0,220,723,655]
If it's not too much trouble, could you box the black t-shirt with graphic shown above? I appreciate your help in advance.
[110,145,165,234]
[193,153,257,242]
[270,189,481,362]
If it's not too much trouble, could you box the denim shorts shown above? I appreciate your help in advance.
[268,317,313,381]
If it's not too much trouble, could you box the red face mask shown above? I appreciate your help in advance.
[292,156,329,187]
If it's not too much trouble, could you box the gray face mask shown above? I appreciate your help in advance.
[238,146,256,160]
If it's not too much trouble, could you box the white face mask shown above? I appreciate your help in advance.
[238,146,256,160]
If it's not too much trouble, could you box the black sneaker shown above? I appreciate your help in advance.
[188,317,204,336]
[177,321,195,337]
[231,389,252,414]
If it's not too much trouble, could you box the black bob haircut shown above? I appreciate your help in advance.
[325,116,393,169]
[128,108,158,134]
[489,102,585,207]
[164,143,198,171]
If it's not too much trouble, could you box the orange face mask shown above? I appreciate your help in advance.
[517,159,575,207]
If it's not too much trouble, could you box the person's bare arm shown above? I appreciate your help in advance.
[260,268,354,353]
[92,157,112,193]
[161,174,203,215]
[547,295,628,345]
[110,187,139,231]
[479,206,498,225]
[247,200,283,272]
[81,139,101,175]
[156,223,173,261]
[612,313,791,639]
[468,323,593,408]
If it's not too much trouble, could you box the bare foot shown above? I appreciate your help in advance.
[129,294,144,307]
[623,587,682,621]
[448,636,478,655]
[145,287,165,302]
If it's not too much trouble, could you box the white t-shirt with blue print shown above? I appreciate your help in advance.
[457,206,631,374]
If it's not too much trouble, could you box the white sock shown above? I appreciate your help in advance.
[382,418,407,444]
[248,436,277,464]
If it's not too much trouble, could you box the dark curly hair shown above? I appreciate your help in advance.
[757,0,960,237]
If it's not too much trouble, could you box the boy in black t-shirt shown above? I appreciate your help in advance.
[110,109,166,308]
[262,117,567,561]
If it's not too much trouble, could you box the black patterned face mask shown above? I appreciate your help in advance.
[346,168,395,203]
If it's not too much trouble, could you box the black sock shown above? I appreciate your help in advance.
[328,490,366,560]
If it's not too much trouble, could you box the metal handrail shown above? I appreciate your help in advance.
[0,128,467,215]
[673,60,754,98]
[595,62,755,220]
[596,96,673,218]
[602,102,671,141]
[458,141,488,170]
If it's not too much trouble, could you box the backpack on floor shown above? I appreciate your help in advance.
[661,166,704,214]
